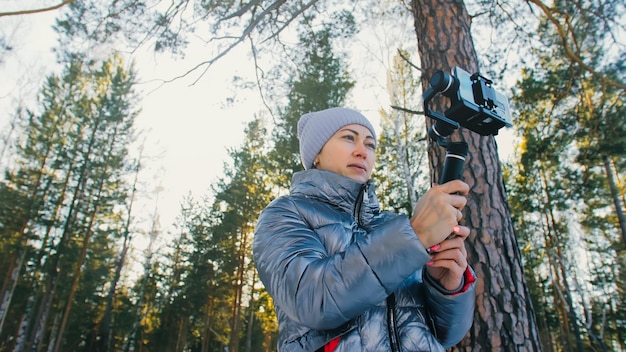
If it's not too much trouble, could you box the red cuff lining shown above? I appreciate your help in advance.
[459,266,476,294]
[448,267,476,296]
[324,336,340,352]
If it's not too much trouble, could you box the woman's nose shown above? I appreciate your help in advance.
[353,143,367,158]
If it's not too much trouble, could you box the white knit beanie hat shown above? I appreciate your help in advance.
[297,107,377,169]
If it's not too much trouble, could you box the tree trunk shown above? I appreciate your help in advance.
[52,223,93,352]
[245,270,256,352]
[540,167,585,351]
[31,130,96,351]
[124,202,159,352]
[411,0,542,350]
[603,155,626,246]
[53,164,110,352]
[96,150,142,352]
[24,163,75,352]
[175,318,187,352]
[230,230,248,352]
[45,312,61,352]
[0,137,54,336]
[0,250,25,334]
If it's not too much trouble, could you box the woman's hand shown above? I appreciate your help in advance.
[410,179,470,291]
[425,225,470,291]
[410,180,469,248]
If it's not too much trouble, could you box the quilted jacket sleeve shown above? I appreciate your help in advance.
[252,196,431,331]
[423,266,477,347]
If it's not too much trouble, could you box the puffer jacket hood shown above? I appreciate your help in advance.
[253,169,476,351]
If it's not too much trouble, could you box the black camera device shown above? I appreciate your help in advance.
[424,66,512,141]
[422,67,512,183]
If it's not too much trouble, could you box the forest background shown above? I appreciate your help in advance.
[0,0,624,352]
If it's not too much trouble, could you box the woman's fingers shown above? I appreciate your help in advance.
[451,225,470,240]
[429,254,466,273]
[436,179,470,196]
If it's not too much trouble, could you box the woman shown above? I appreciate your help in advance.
[253,107,476,351]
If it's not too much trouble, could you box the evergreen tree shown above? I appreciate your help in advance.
[208,117,273,352]
[507,0,626,349]
[147,117,274,352]
[0,54,140,352]
[268,17,356,190]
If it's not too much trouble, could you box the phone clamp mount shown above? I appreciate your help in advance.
[423,67,513,183]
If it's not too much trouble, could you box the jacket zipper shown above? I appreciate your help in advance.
[355,185,401,351]
[354,184,366,227]
[386,294,402,351]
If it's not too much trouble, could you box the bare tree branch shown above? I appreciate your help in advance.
[167,0,295,85]
[527,0,626,92]
[260,0,317,44]
[0,0,76,17]
[249,35,276,122]
[158,0,318,86]
[390,105,424,116]
[396,49,423,72]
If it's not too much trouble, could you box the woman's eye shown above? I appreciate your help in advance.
[342,135,355,141]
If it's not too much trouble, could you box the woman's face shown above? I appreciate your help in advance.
[315,124,376,184]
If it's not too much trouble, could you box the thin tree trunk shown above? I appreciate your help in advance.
[13,299,32,351]
[96,229,130,352]
[25,161,75,352]
[411,0,542,349]
[96,147,143,352]
[0,138,55,335]
[202,306,211,352]
[230,231,247,352]
[176,318,187,352]
[539,169,571,351]
[51,183,103,352]
[0,250,25,334]
[534,279,555,352]
[51,223,94,352]
[540,168,584,352]
[45,312,61,352]
[245,270,256,352]
[553,242,585,352]
[604,155,626,246]
[124,195,160,352]
[33,109,103,351]
[53,117,121,352]
[30,185,82,351]
[15,211,60,352]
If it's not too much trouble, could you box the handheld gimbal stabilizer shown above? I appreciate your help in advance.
[423,67,513,183]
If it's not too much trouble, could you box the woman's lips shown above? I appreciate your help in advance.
[348,163,366,171]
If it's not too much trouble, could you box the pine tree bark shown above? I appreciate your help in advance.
[411,0,542,350]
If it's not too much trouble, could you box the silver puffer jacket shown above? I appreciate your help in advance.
[253,170,476,352]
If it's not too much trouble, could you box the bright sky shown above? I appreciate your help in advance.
[0,6,386,230]
[0,10,237,228]
[0,5,515,238]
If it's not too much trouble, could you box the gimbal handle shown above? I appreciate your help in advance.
[439,141,469,184]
